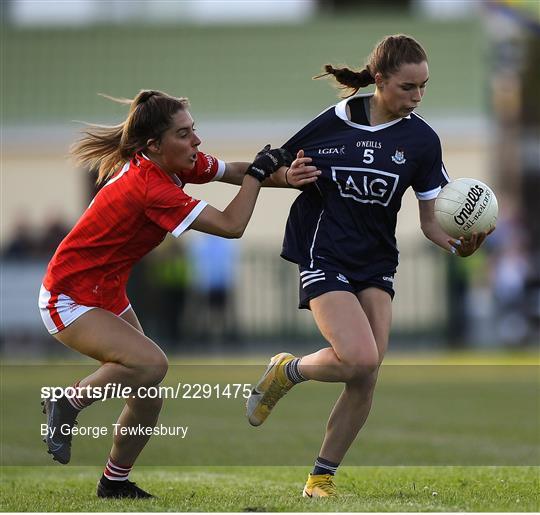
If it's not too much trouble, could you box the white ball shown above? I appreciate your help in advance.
[434,178,498,238]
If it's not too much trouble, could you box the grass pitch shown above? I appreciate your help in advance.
[1,352,538,511]
[1,465,538,512]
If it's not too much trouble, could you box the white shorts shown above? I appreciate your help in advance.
[38,284,131,334]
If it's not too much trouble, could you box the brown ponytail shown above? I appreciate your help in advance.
[315,34,428,98]
[314,65,375,98]
[71,90,189,184]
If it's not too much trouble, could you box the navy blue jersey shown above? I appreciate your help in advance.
[281,93,450,281]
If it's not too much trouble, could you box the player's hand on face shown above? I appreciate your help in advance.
[449,227,495,257]
[285,149,322,187]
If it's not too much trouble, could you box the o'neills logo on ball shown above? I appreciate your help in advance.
[453,185,489,226]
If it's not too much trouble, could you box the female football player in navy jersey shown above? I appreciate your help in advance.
[247,34,494,498]
[38,90,318,499]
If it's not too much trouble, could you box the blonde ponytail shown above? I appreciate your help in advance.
[71,90,189,184]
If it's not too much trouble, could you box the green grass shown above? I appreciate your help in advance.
[1,465,538,511]
[1,354,538,510]
[1,361,538,467]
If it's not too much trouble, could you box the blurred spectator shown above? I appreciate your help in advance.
[462,250,494,347]
[2,214,69,261]
[445,195,536,348]
[487,197,532,345]
[491,247,530,344]
[34,215,69,259]
[150,238,190,346]
[447,248,491,347]
[187,233,239,343]
[2,215,36,260]
[126,237,189,347]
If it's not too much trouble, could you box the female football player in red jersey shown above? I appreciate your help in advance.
[246,35,494,498]
[39,90,319,499]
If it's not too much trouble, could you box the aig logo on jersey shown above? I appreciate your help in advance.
[331,167,399,207]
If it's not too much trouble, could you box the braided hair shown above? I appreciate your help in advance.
[315,34,428,98]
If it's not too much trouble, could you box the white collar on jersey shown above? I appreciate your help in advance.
[335,92,411,132]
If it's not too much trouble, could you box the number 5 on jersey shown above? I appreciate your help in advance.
[362,149,374,164]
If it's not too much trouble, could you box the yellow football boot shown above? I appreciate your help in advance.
[246,352,295,426]
[302,473,337,498]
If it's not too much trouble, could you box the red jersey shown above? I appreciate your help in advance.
[43,152,225,311]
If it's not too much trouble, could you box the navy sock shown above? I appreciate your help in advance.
[312,456,340,476]
[285,358,307,384]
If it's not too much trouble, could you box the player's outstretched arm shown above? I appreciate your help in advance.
[190,175,261,238]
[219,146,292,186]
[418,199,494,257]
[220,149,320,188]
[220,162,250,186]
[264,149,321,188]
[190,145,287,238]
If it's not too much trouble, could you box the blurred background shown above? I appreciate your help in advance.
[1,0,539,356]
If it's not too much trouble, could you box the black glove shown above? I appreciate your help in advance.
[246,145,293,183]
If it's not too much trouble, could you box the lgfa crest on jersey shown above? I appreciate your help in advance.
[391,148,406,165]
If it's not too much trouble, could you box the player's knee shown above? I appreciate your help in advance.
[340,352,379,381]
[148,354,169,385]
[348,363,378,382]
[346,367,379,391]
[137,353,169,386]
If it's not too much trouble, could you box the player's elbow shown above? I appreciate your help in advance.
[223,221,245,239]
[226,229,244,239]
[213,215,246,239]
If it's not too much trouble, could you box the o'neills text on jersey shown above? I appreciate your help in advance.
[356,141,382,149]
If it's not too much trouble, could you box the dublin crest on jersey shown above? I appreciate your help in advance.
[391,148,406,165]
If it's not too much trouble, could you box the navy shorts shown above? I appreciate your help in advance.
[298,266,395,310]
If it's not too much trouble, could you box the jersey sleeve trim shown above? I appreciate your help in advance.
[171,200,208,237]
[415,186,441,200]
[212,159,226,181]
